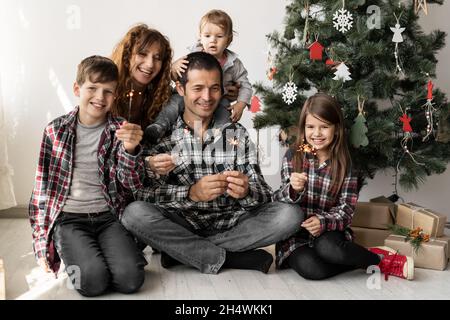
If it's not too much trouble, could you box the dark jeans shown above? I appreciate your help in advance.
[287,231,381,280]
[52,212,147,297]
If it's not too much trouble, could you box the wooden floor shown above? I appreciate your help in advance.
[1,209,449,300]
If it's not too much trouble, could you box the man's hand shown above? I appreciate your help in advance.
[224,82,241,102]
[171,56,189,80]
[223,170,249,199]
[116,121,143,154]
[290,172,308,192]
[38,257,52,273]
[146,154,176,175]
[228,101,246,123]
[301,216,321,237]
[189,174,229,202]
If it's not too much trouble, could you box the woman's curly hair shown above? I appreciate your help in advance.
[111,24,173,127]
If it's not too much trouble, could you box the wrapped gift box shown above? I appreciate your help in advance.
[352,227,392,248]
[385,235,448,271]
[396,203,447,237]
[436,235,450,259]
[0,259,5,300]
[352,202,395,230]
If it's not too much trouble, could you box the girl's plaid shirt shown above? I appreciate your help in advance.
[136,117,272,231]
[273,149,359,267]
[28,107,145,272]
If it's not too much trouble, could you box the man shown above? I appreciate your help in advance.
[122,52,302,274]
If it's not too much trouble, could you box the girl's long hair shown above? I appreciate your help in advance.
[111,24,173,127]
[292,93,351,196]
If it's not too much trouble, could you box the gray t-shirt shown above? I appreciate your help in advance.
[62,118,110,214]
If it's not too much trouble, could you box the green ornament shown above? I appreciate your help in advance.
[350,112,369,148]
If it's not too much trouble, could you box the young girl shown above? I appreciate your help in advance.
[144,9,252,144]
[111,24,176,176]
[273,93,414,280]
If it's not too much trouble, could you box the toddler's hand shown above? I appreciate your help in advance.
[171,56,189,80]
[290,172,308,192]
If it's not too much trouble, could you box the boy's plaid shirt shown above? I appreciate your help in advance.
[28,107,145,271]
[273,149,359,267]
[136,117,272,231]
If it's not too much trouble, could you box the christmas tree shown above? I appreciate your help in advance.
[254,0,450,193]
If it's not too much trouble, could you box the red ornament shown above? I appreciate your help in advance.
[250,96,261,113]
[267,67,277,80]
[325,58,335,65]
[308,41,324,60]
[427,80,433,100]
[399,113,413,132]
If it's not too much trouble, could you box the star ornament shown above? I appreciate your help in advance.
[399,113,413,132]
[414,0,428,15]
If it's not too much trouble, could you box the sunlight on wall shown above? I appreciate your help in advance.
[49,68,72,113]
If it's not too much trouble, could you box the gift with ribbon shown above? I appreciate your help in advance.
[385,234,448,270]
[396,203,447,238]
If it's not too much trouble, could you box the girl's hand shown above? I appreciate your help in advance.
[146,154,176,175]
[38,257,52,273]
[301,216,321,237]
[228,101,246,122]
[290,172,308,192]
[171,56,189,80]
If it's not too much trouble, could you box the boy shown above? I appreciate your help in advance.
[29,55,147,297]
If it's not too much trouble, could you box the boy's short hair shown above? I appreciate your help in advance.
[76,55,118,85]
[178,52,224,94]
[199,9,234,43]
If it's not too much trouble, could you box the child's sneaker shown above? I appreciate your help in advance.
[144,123,165,145]
[368,246,414,280]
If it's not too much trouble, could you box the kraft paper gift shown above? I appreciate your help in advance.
[352,227,392,248]
[384,234,448,271]
[396,203,447,238]
[352,202,395,230]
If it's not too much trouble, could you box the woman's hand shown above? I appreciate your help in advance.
[146,154,176,175]
[290,172,308,192]
[301,216,321,237]
[228,101,246,123]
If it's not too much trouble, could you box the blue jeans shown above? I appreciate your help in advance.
[121,201,302,274]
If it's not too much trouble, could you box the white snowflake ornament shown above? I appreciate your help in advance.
[282,81,298,105]
[333,7,353,33]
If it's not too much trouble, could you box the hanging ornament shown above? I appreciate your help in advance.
[421,79,437,141]
[250,96,261,113]
[266,50,277,81]
[414,0,428,15]
[308,35,324,61]
[333,62,352,82]
[282,74,298,105]
[396,104,424,172]
[333,0,353,33]
[350,96,369,148]
[399,113,413,132]
[391,12,405,77]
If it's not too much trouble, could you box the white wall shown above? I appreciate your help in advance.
[1,1,449,216]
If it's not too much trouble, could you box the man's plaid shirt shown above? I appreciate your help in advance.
[273,149,359,267]
[28,107,145,272]
[136,117,272,231]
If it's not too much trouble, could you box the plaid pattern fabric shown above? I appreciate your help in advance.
[136,117,272,230]
[28,106,145,271]
[273,149,359,267]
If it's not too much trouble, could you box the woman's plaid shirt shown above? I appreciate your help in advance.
[136,117,272,231]
[273,149,359,267]
[28,107,145,271]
